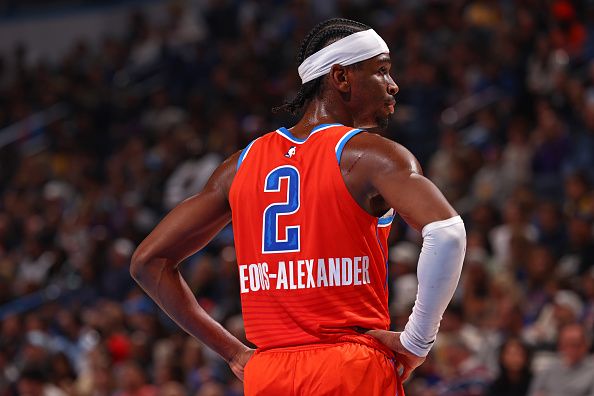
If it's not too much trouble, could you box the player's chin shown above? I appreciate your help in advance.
[375,115,390,131]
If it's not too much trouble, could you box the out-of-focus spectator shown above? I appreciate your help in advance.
[571,101,594,180]
[487,337,533,396]
[534,201,566,259]
[141,90,187,136]
[527,35,568,96]
[583,269,594,334]
[158,381,187,396]
[549,0,587,57]
[75,345,114,396]
[531,101,570,199]
[471,145,508,207]
[561,214,594,276]
[489,200,538,267]
[528,323,594,396]
[100,238,136,301]
[164,152,221,210]
[563,171,594,219]
[500,118,533,194]
[114,360,157,396]
[388,241,420,322]
[17,364,67,396]
[428,128,461,196]
[519,246,557,329]
[195,381,225,396]
[431,335,493,396]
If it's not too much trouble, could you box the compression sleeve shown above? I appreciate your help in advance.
[399,215,466,357]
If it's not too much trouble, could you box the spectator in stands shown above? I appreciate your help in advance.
[528,323,594,396]
[487,337,533,396]
[432,335,493,396]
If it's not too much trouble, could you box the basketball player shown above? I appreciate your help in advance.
[131,18,466,395]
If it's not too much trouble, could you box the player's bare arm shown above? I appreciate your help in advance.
[341,132,466,381]
[130,152,254,380]
[341,132,457,228]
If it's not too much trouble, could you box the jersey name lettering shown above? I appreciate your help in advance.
[238,256,370,293]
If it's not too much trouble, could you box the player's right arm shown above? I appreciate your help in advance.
[130,152,253,380]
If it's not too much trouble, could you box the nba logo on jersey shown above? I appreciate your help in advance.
[285,146,296,158]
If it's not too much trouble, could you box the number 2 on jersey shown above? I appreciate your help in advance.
[262,166,300,253]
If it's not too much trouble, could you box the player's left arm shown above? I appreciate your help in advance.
[349,133,466,380]
[130,152,253,380]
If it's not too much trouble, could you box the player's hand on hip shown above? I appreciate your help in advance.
[366,330,425,382]
[229,347,255,381]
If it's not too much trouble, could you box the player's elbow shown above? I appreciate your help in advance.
[424,218,466,254]
[130,246,151,282]
[443,221,466,253]
[446,222,466,250]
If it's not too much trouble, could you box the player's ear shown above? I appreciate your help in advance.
[329,64,350,93]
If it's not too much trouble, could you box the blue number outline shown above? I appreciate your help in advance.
[262,165,300,253]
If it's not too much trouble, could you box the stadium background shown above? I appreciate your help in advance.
[1,0,594,395]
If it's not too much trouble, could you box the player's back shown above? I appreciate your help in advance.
[229,123,394,351]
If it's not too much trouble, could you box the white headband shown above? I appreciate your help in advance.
[297,29,389,84]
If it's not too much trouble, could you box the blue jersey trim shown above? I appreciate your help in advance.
[311,123,342,133]
[237,139,256,170]
[277,123,343,144]
[278,127,306,143]
[335,129,363,163]
[378,215,395,226]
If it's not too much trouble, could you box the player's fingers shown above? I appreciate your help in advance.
[365,329,383,340]
[394,361,404,377]
[400,365,412,382]
[365,329,396,350]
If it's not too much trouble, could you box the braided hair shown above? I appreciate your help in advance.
[272,18,371,115]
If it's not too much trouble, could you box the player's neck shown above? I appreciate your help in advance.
[289,98,353,139]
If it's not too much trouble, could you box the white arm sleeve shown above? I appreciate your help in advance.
[400,215,466,357]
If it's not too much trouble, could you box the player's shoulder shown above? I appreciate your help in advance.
[344,131,422,175]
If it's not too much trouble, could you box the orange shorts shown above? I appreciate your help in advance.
[244,342,404,396]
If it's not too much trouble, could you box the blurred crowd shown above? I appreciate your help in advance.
[1,0,594,395]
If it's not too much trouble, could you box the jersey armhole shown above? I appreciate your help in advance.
[334,128,363,164]
[333,129,397,227]
[237,139,257,171]
[378,208,395,227]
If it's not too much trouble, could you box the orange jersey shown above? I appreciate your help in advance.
[229,124,395,351]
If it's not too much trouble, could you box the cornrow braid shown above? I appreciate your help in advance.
[272,18,371,115]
